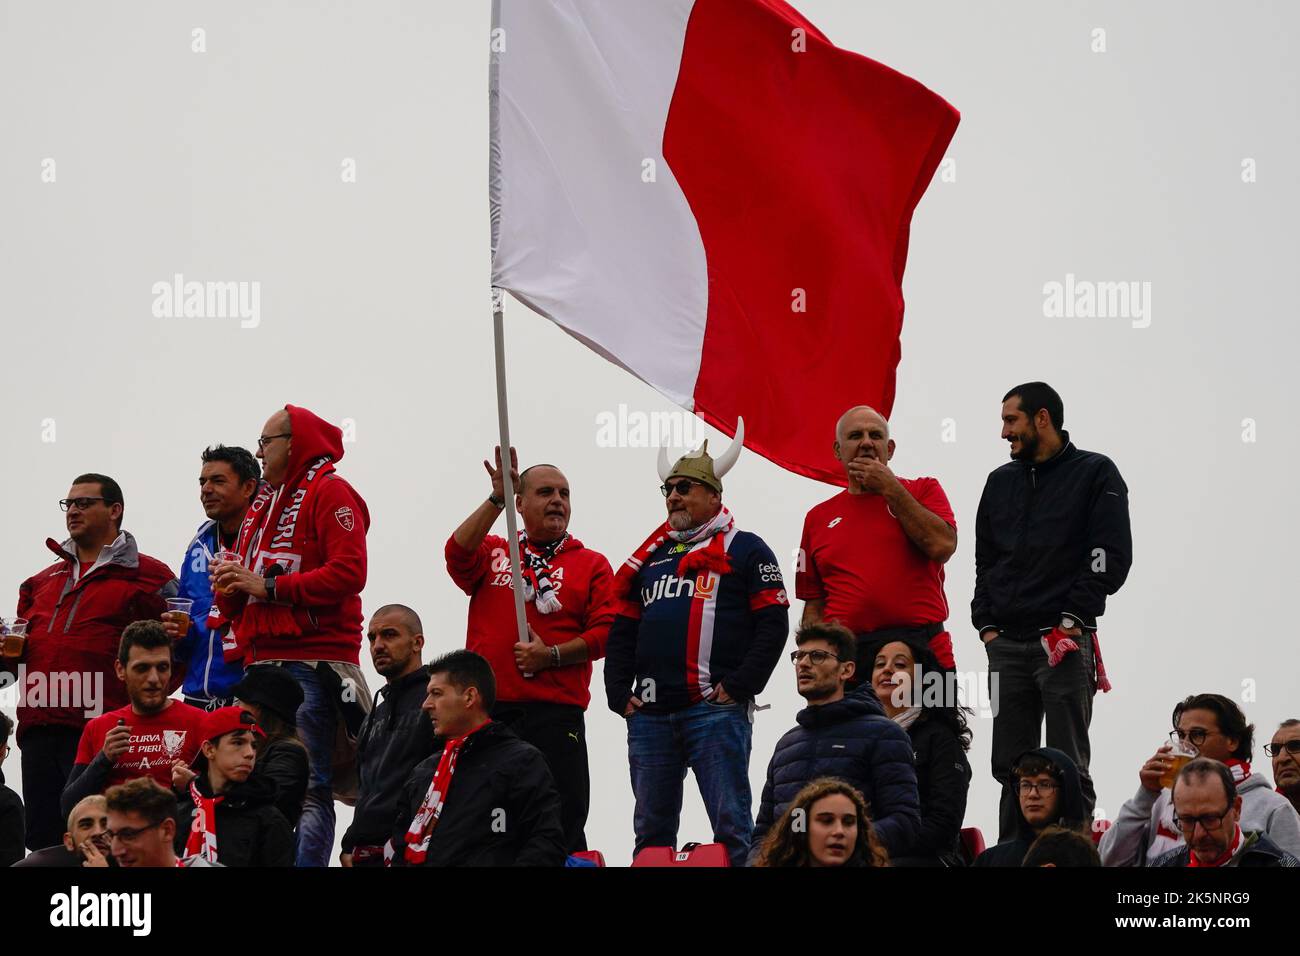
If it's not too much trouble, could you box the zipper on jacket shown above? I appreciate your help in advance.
[204,628,214,697]
[62,590,86,633]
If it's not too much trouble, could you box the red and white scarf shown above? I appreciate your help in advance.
[1187,825,1243,868]
[1041,626,1113,693]
[392,720,490,866]
[519,531,568,614]
[183,781,222,864]
[221,457,335,662]
[613,506,735,604]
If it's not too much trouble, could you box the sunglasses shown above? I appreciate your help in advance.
[660,479,699,497]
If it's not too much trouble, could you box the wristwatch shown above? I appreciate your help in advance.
[488,494,505,509]
[1059,616,1077,631]
[264,571,279,602]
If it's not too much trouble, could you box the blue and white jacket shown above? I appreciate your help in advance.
[175,520,244,701]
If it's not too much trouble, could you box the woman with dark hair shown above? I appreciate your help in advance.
[753,778,889,867]
[866,637,972,866]
[231,667,310,829]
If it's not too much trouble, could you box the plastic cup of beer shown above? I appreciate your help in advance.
[1160,734,1199,790]
[1,617,29,661]
[164,598,194,637]
[214,550,242,594]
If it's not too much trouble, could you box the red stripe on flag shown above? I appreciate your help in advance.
[684,582,706,703]
[664,0,959,485]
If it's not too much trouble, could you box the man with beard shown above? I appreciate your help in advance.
[973,382,1132,842]
[12,794,114,867]
[445,449,615,852]
[798,405,958,680]
[10,473,178,849]
[61,621,206,818]
[163,445,262,710]
[340,605,435,866]
[1268,719,1300,815]
[604,421,790,867]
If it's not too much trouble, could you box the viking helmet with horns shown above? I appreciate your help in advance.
[657,418,745,494]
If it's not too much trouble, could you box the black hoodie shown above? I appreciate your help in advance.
[974,746,1086,867]
[174,770,295,867]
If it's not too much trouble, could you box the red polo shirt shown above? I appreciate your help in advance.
[797,478,955,638]
[445,534,615,709]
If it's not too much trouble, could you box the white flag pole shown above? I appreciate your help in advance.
[492,288,534,675]
[488,3,532,672]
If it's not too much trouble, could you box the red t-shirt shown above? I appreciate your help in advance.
[74,700,207,790]
[445,534,616,709]
[797,479,956,635]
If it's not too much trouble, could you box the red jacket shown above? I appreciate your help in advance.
[10,533,178,743]
[445,534,615,709]
[217,405,369,665]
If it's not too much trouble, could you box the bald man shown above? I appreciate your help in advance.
[340,604,435,866]
[797,406,959,681]
[445,447,616,852]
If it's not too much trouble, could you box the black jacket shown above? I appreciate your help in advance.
[902,715,971,864]
[253,737,309,829]
[174,771,295,867]
[1153,831,1300,868]
[750,685,921,861]
[974,746,1086,867]
[390,721,566,867]
[0,770,24,868]
[341,667,435,852]
[972,434,1131,633]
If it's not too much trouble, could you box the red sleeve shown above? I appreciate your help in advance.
[275,479,368,608]
[912,477,956,529]
[794,512,824,602]
[16,575,35,619]
[74,717,103,765]
[577,554,616,661]
[444,535,497,596]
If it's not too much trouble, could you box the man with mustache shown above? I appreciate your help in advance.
[605,423,790,867]
[11,794,114,867]
[798,405,958,683]
[446,449,615,853]
[162,445,263,711]
[1269,719,1300,815]
[60,621,206,818]
[973,382,1132,842]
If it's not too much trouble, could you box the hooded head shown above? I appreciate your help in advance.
[258,405,345,488]
[1009,746,1086,840]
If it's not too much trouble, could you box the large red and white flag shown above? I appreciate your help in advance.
[490,0,958,485]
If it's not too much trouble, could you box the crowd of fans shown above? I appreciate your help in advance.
[2,386,1297,868]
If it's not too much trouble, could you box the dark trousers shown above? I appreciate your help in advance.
[985,632,1097,842]
[492,701,589,853]
[20,725,82,850]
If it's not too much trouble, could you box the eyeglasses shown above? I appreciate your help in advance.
[660,479,698,497]
[1016,780,1060,796]
[790,649,842,665]
[1265,739,1300,758]
[59,497,106,512]
[1172,805,1233,834]
[105,820,164,843]
[257,433,292,449]
[1171,728,1221,748]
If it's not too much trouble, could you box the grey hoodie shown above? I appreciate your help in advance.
[1099,770,1300,866]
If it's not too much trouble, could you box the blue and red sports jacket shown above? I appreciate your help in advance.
[603,528,789,715]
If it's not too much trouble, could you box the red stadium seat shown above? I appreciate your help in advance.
[960,827,987,863]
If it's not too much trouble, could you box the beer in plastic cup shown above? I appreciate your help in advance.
[164,598,194,637]
[1,617,28,661]
[215,550,242,594]
[1160,734,1199,790]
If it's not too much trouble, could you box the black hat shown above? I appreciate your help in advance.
[230,666,304,727]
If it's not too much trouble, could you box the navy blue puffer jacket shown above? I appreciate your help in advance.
[750,685,921,861]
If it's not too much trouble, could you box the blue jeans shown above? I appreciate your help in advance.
[626,699,753,867]
[279,662,336,867]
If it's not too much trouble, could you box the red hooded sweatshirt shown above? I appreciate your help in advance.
[217,405,369,664]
